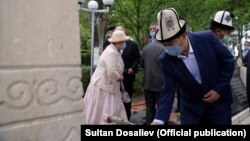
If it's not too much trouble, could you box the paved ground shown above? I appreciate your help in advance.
[129,94,180,125]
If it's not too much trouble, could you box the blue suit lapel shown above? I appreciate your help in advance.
[188,35,205,85]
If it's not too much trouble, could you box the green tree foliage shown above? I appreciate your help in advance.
[79,0,250,48]
[99,0,250,47]
[81,65,91,95]
[175,0,230,31]
[105,0,166,48]
[79,12,91,50]
[230,0,250,39]
[79,0,250,96]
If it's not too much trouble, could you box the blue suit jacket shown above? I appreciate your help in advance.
[155,30,235,124]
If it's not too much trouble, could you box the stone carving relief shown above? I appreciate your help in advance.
[6,81,33,108]
[36,79,59,106]
[66,77,83,100]
[2,76,83,108]
[63,127,80,141]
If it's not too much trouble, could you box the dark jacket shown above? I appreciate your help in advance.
[122,40,141,82]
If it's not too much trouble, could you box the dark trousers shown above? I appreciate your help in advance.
[144,90,160,124]
[123,80,133,120]
[198,115,214,125]
[197,107,231,125]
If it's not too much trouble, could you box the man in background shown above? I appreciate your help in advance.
[242,40,250,66]
[115,26,141,120]
[148,22,158,43]
[142,22,165,125]
[103,25,116,51]
[99,25,116,56]
[210,10,235,54]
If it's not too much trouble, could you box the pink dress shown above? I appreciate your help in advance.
[83,44,127,124]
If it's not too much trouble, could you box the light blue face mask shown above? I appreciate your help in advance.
[221,31,230,43]
[165,45,183,56]
[244,45,250,50]
[149,31,155,38]
[223,35,230,42]
[121,42,126,50]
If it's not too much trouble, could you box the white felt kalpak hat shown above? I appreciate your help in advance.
[155,8,186,42]
[108,30,130,43]
[212,10,235,30]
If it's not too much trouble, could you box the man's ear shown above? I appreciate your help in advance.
[181,32,187,39]
[215,28,222,33]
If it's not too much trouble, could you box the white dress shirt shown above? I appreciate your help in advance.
[178,38,202,84]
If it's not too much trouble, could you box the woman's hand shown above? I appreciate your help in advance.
[117,76,124,81]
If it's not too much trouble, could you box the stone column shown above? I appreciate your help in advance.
[0,0,84,141]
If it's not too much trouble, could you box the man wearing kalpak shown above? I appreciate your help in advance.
[151,8,235,125]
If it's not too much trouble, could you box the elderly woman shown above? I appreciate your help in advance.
[83,30,129,124]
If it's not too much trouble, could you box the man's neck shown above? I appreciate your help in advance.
[181,39,189,57]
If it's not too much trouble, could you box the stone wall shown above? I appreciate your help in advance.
[0,0,84,141]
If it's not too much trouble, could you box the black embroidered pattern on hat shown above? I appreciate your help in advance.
[165,16,175,31]
[155,8,186,42]
[225,15,231,23]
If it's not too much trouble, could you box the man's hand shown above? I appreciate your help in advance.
[203,90,220,103]
[150,122,162,125]
[150,120,164,125]
[128,68,134,75]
